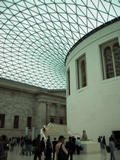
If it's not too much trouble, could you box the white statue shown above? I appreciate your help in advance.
[40,122,54,141]
[81,130,88,141]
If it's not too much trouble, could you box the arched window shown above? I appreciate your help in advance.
[113,43,120,76]
[76,54,87,89]
[67,69,70,95]
[81,60,87,87]
[104,46,114,78]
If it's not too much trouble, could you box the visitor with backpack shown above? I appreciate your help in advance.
[56,136,68,160]
[109,136,116,160]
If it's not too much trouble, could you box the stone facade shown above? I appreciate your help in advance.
[0,79,66,137]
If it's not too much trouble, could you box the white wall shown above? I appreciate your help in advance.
[66,20,120,142]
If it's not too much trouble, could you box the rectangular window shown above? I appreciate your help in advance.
[14,116,19,129]
[27,117,32,129]
[59,118,64,124]
[100,38,120,79]
[0,114,5,128]
[76,54,87,89]
[67,69,70,95]
[50,117,55,123]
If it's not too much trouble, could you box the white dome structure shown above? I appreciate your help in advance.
[66,17,120,140]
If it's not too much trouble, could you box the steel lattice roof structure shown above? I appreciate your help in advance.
[0,0,120,89]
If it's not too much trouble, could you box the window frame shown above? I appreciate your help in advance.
[27,116,32,129]
[50,117,55,123]
[14,115,19,129]
[59,118,64,124]
[0,114,5,128]
[100,38,120,80]
[76,54,87,89]
[67,68,71,95]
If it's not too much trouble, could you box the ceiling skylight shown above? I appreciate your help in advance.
[0,0,120,89]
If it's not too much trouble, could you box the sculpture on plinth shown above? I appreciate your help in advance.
[81,130,88,141]
[40,122,54,141]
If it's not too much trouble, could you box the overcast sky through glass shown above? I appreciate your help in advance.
[0,0,120,89]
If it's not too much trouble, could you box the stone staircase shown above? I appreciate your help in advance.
[46,124,70,140]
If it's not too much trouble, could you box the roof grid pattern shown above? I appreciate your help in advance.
[0,0,120,89]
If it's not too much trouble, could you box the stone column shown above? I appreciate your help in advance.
[118,36,120,45]
[46,103,48,125]
[32,127,35,140]
[46,102,51,124]
[56,103,61,124]
[25,127,28,136]
[34,101,47,135]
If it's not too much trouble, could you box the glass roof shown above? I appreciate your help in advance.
[0,0,120,89]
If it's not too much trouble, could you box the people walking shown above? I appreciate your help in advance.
[52,138,57,160]
[0,135,8,160]
[109,136,116,160]
[21,137,25,155]
[65,137,75,160]
[41,137,45,156]
[102,136,106,149]
[44,139,53,160]
[98,136,102,149]
[56,136,68,160]
[10,138,14,152]
[75,137,81,155]
[26,137,33,156]
[33,135,42,160]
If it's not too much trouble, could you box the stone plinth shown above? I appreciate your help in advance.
[81,141,101,153]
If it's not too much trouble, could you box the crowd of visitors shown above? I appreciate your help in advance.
[0,133,119,160]
[0,134,83,160]
[98,135,118,160]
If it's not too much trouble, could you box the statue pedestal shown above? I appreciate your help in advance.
[81,141,100,153]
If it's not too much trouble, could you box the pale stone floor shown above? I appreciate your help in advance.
[8,146,120,160]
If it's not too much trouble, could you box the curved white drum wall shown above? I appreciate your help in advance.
[66,21,120,141]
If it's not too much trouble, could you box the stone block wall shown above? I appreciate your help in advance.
[0,87,35,137]
[0,79,66,138]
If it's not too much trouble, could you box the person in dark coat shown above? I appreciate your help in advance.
[33,135,42,160]
[71,137,76,154]
[0,135,8,160]
[98,136,102,149]
[26,137,32,156]
[109,136,116,160]
[65,137,75,160]
[45,139,53,160]
[102,136,106,149]
[52,138,57,160]
[41,137,45,155]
